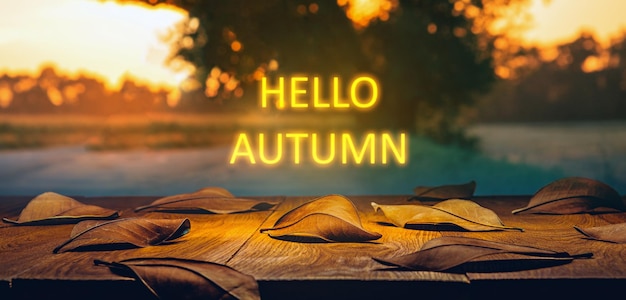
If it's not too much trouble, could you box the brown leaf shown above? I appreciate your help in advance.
[134,187,278,214]
[373,236,592,272]
[53,217,190,253]
[372,199,523,232]
[259,194,381,242]
[2,192,118,225]
[411,181,476,200]
[574,223,626,243]
[95,257,260,300]
[512,177,624,214]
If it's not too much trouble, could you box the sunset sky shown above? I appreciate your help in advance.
[1,0,626,90]
[0,0,187,90]
[523,0,626,47]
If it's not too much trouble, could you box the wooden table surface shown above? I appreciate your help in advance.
[1,195,626,300]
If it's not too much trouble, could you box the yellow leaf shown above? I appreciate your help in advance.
[2,192,118,225]
[374,236,590,272]
[135,187,278,214]
[372,199,522,232]
[513,177,624,214]
[574,223,626,243]
[95,257,260,300]
[53,218,190,253]
[260,194,381,242]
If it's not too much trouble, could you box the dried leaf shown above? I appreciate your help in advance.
[2,192,118,225]
[95,257,260,300]
[373,236,592,272]
[411,181,476,201]
[260,194,381,242]
[512,177,624,214]
[135,187,278,214]
[53,218,190,253]
[574,223,626,243]
[372,199,523,232]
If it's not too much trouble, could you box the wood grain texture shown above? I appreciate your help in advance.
[0,223,74,279]
[441,197,626,280]
[2,194,626,300]
[228,195,468,283]
[12,196,280,279]
[1,195,279,300]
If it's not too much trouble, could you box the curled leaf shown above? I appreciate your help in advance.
[512,177,624,214]
[135,187,277,214]
[411,181,476,201]
[95,257,260,300]
[374,236,592,272]
[260,194,381,242]
[53,218,190,253]
[574,223,626,243]
[2,192,118,225]
[372,199,523,232]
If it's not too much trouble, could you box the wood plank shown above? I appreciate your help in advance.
[3,194,626,299]
[438,197,626,280]
[0,195,87,289]
[0,196,30,295]
[228,196,467,284]
[378,196,626,299]
[0,224,74,280]
[2,196,279,299]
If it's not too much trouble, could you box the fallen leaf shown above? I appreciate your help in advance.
[373,236,592,272]
[260,194,381,242]
[134,187,278,214]
[95,257,260,300]
[2,192,118,225]
[574,223,626,243]
[53,217,190,253]
[410,181,476,201]
[372,199,523,232]
[512,177,624,214]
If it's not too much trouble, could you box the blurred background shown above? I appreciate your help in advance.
[1,0,625,197]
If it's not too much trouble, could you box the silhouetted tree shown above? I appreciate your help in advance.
[125,0,524,145]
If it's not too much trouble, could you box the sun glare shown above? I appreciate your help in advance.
[522,0,626,48]
[338,0,397,29]
[0,0,189,91]
[3,0,626,96]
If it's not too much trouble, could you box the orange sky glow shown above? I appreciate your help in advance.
[0,0,189,91]
[522,0,626,47]
[1,0,626,92]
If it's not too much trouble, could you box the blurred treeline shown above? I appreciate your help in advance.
[2,0,626,146]
[477,32,626,122]
[0,66,242,115]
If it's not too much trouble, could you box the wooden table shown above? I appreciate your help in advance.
[1,195,626,300]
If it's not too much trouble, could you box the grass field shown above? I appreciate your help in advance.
[0,113,356,150]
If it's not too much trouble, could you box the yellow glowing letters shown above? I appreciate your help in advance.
[229,133,256,164]
[231,74,407,167]
[229,132,407,165]
[261,76,379,110]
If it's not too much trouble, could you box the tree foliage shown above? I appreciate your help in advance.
[128,1,528,144]
[477,32,626,122]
